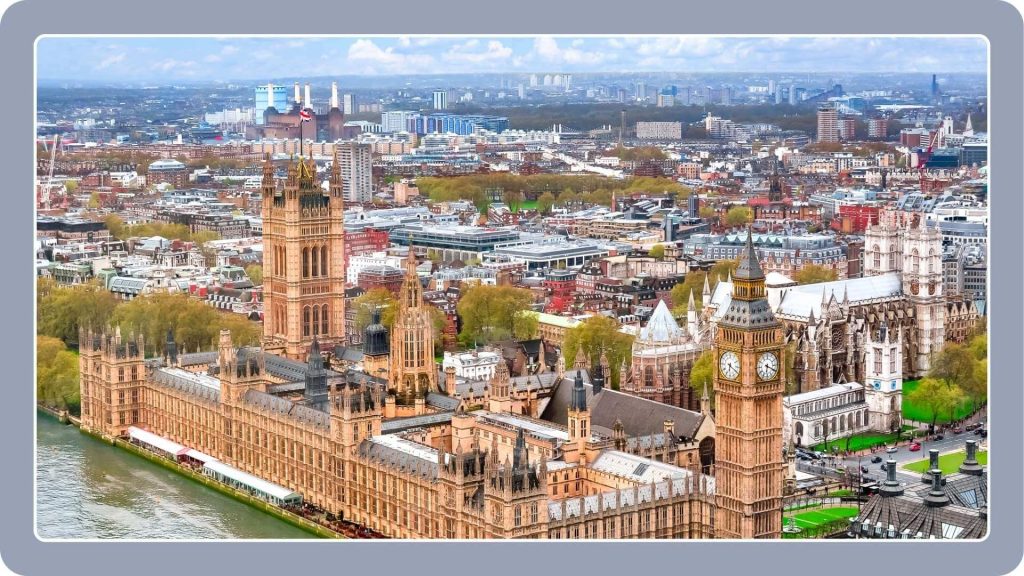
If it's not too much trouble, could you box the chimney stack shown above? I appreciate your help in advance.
[331,82,339,109]
[922,449,941,483]
[304,83,312,111]
[879,458,904,497]
[294,82,301,105]
[267,83,275,110]
[924,469,950,508]
[959,439,984,476]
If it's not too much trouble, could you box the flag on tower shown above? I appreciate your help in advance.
[300,109,312,122]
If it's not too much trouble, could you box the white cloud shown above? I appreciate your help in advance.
[95,52,126,70]
[532,36,607,66]
[155,59,196,73]
[221,45,239,56]
[443,40,513,64]
[347,39,435,73]
[398,36,411,47]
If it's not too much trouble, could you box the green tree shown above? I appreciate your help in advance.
[245,264,263,286]
[968,333,987,361]
[64,180,78,194]
[536,191,556,214]
[907,377,966,429]
[698,205,716,220]
[37,278,119,345]
[724,205,753,227]
[688,350,714,409]
[457,285,535,345]
[649,244,666,260]
[352,288,398,334]
[793,264,839,285]
[36,336,81,414]
[670,259,738,310]
[104,214,126,240]
[562,315,635,389]
[87,192,101,209]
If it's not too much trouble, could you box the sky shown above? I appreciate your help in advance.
[36,36,988,81]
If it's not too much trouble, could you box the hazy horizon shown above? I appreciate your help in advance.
[36,36,988,82]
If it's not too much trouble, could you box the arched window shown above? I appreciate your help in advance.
[795,422,804,436]
[839,415,846,432]
[928,248,935,273]
[856,411,861,427]
[312,305,320,335]
[832,417,838,433]
[321,246,328,278]
[644,366,654,387]
[848,412,854,430]
[302,248,310,278]
[911,249,920,275]
[872,244,881,270]
[311,247,319,277]
[303,306,311,337]
[321,304,329,334]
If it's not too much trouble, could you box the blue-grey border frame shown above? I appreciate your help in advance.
[2,1,1022,574]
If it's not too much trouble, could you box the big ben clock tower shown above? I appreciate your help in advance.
[714,228,785,539]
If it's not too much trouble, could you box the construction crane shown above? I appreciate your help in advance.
[917,126,941,190]
[39,133,60,210]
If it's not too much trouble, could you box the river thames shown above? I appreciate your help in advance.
[35,412,311,539]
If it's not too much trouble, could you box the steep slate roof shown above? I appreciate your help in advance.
[241,389,330,429]
[638,300,684,343]
[775,273,903,320]
[151,367,221,403]
[357,435,440,480]
[733,228,765,280]
[541,378,705,441]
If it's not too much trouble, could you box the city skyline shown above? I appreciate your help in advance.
[36,36,988,82]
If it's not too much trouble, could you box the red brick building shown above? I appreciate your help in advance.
[345,228,389,270]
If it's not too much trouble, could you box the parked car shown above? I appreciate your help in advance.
[952,427,963,434]
[880,463,889,471]
[886,446,898,454]
[934,434,944,440]
[871,455,883,463]
[973,428,985,435]
[979,430,988,438]
[861,466,870,474]
[966,423,981,431]
[909,443,922,452]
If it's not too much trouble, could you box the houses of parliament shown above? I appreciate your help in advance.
[78,155,786,539]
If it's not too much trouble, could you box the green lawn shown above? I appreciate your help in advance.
[902,379,974,425]
[784,507,859,533]
[810,426,915,453]
[903,450,988,474]
[517,200,538,211]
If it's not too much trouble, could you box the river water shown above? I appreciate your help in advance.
[35,412,311,539]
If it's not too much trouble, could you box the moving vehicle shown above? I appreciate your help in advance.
[886,446,898,454]
[871,456,883,463]
[909,443,922,452]
[934,434,944,440]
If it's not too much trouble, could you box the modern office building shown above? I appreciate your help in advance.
[817,104,839,143]
[636,121,682,140]
[335,142,373,204]
[254,84,289,126]
[432,90,448,110]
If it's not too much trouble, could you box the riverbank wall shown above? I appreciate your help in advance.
[37,406,341,540]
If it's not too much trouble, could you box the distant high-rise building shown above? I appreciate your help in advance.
[380,110,417,133]
[335,142,373,204]
[788,86,797,105]
[529,74,538,87]
[720,87,732,106]
[254,84,289,126]
[432,90,448,110]
[774,84,784,105]
[767,79,776,96]
[931,74,940,102]
[817,104,839,143]
[678,87,691,106]
[635,82,647,102]
[343,94,357,115]
[838,117,857,141]
[517,84,526,99]
[657,94,674,107]
[868,117,889,139]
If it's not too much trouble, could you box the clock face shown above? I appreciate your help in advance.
[719,351,740,380]
[756,352,779,380]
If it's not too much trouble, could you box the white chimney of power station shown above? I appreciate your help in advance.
[267,83,275,109]
[304,83,312,110]
[294,82,301,105]
[331,82,339,110]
